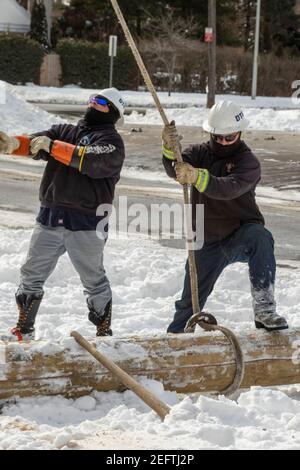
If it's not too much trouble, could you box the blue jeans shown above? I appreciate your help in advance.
[167,223,276,333]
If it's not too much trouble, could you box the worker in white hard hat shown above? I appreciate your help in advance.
[0,88,126,342]
[162,100,288,333]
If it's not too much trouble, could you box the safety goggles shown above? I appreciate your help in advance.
[211,132,239,143]
[89,95,109,106]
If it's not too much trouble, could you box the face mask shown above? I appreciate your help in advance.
[209,135,241,158]
[83,106,119,126]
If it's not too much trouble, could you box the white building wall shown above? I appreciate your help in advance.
[0,0,31,33]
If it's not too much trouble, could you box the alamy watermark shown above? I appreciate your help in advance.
[292,340,300,366]
[291,80,300,105]
[95,196,205,251]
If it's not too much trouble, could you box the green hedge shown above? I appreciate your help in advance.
[0,33,44,85]
[56,39,137,89]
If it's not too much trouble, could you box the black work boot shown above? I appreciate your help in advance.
[1,293,43,342]
[88,300,113,337]
[254,311,289,331]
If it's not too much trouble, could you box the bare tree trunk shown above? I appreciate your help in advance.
[244,0,252,51]
[168,77,172,97]
[207,0,216,108]
[136,8,142,37]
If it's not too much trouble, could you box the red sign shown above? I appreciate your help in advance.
[205,27,214,43]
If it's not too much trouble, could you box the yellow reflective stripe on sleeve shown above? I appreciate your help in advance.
[79,147,86,172]
[162,144,175,160]
[163,151,174,160]
[195,170,203,190]
[200,169,209,192]
[194,169,210,192]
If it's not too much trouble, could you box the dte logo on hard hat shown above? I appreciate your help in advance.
[235,111,244,122]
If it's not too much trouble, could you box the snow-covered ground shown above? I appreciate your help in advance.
[2,387,300,450]
[0,227,298,341]
[0,81,300,450]
[12,82,300,132]
[0,226,300,450]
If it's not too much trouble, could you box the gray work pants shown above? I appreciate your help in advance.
[17,223,112,314]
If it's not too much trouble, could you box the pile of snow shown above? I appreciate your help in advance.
[0,81,64,135]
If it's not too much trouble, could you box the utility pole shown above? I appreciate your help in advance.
[251,0,261,100]
[206,0,216,108]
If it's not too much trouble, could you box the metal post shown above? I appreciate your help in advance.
[109,55,114,87]
[109,35,117,88]
[251,0,261,100]
[207,0,216,108]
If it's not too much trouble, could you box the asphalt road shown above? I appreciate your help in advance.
[0,124,299,263]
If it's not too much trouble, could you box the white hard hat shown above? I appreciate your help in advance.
[203,100,249,134]
[98,87,126,125]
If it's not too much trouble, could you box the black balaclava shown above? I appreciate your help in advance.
[83,105,120,126]
[209,133,242,159]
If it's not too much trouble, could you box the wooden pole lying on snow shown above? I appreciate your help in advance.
[0,329,299,401]
[70,331,170,420]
